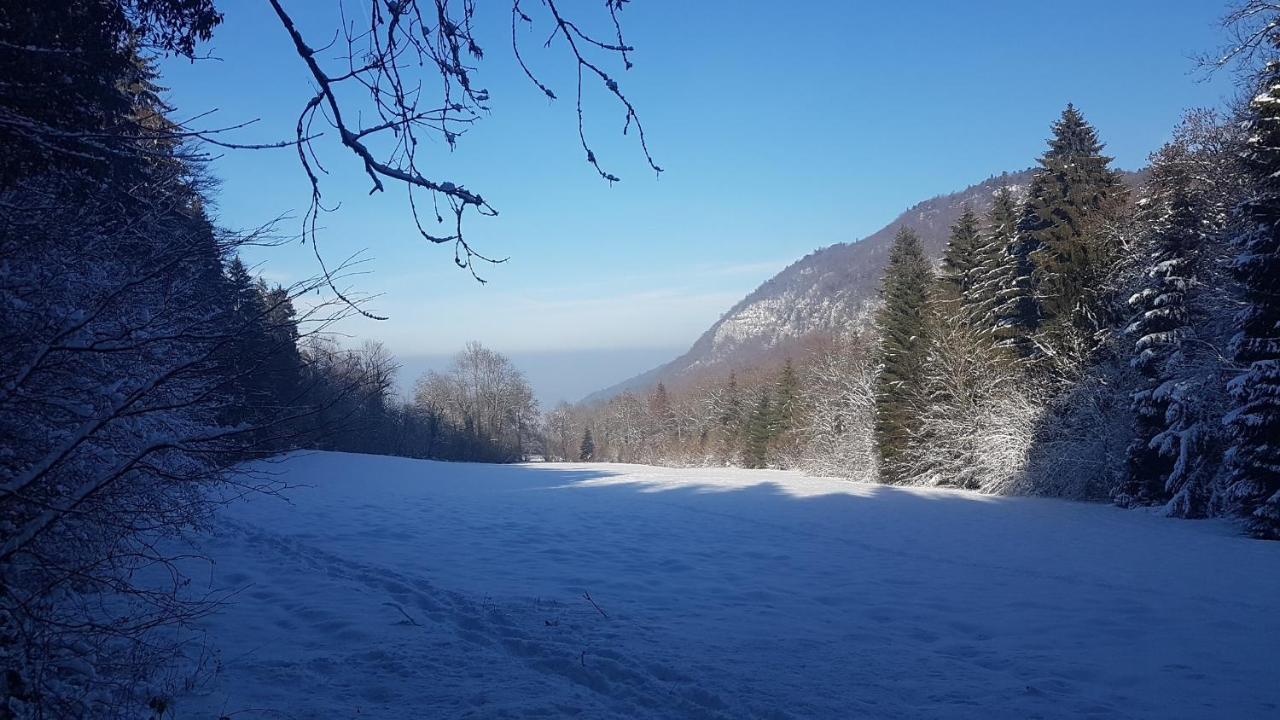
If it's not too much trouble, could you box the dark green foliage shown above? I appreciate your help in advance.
[580,427,596,461]
[212,258,308,452]
[1116,112,1242,516]
[221,258,271,422]
[938,206,984,305]
[734,360,803,469]
[774,358,801,434]
[0,1,221,187]
[718,372,742,427]
[743,391,776,469]
[716,372,744,461]
[993,200,1042,359]
[260,283,305,402]
[874,227,934,473]
[1225,68,1280,539]
[1022,104,1129,363]
[1119,161,1196,508]
[970,186,1021,345]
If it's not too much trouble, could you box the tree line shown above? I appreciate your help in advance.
[869,96,1277,539]
[559,97,1277,539]
[556,33,1279,541]
[544,346,876,480]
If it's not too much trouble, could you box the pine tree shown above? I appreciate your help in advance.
[221,256,272,425]
[0,3,217,186]
[1119,157,1198,508]
[938,206,983,306]
[649,381,674,434]
[969,186,1021,343]
[932,205,995,384]
[743,391,776,469]
[1224,66,1280,539]
[874,226,934,476]
[1022,104,1128,364]
[719,373,741,426]
[774,358,801,433]
[993,198,1041,359]
[1115,113,1242,516]
[259,282,305,413]
[579,427,596,461]
[716,372,743,462]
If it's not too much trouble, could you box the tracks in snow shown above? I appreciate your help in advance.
[200,517,746,719]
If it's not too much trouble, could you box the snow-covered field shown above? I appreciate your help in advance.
[177,452,1280,719]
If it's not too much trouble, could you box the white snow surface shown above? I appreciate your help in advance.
[177,452,1280,719]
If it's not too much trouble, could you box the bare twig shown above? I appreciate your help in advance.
[582,591,608,619]
[383,601,422,627]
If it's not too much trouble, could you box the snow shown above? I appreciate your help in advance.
[177,452,1280,719]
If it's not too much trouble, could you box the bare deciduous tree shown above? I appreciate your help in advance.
[797,336,880,482]
[894,316,1044,493]
[414,341,538,461]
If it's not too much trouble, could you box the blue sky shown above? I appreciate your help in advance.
[162,0,1236,399]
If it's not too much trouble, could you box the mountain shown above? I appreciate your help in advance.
[586,168,1138,403]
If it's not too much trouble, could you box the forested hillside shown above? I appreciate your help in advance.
[559,96,1280,539]
[589,169,1141,402]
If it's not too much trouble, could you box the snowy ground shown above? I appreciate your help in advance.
[174,452,1280,719]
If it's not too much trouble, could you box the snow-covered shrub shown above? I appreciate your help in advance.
[798,337,879,482]
[893,315,1045,492]
[1013,350,1137,500]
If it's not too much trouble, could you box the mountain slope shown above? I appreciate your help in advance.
[587,169,1135,402]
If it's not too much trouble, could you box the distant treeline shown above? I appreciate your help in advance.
[288,337,541,465]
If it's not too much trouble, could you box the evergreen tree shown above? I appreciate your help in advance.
[719,372,742,426]
[1115,112,1243,516]
[774,358,801,433]
[716,371,744,462]
[874,227,934,476]
[1022,104,1128,365]
[649,381,674,434]
[1119,150,1200,509]
[993,197,1042,359]
[579,427,596,461]
[0,7,238,713]
[969,186,1021,343]
[743,391,776,469]
[221,256,273,426]
[938,206,983,306]
[0,2,219,187]
[1224,66,1280,539]
[261,282,305,399]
